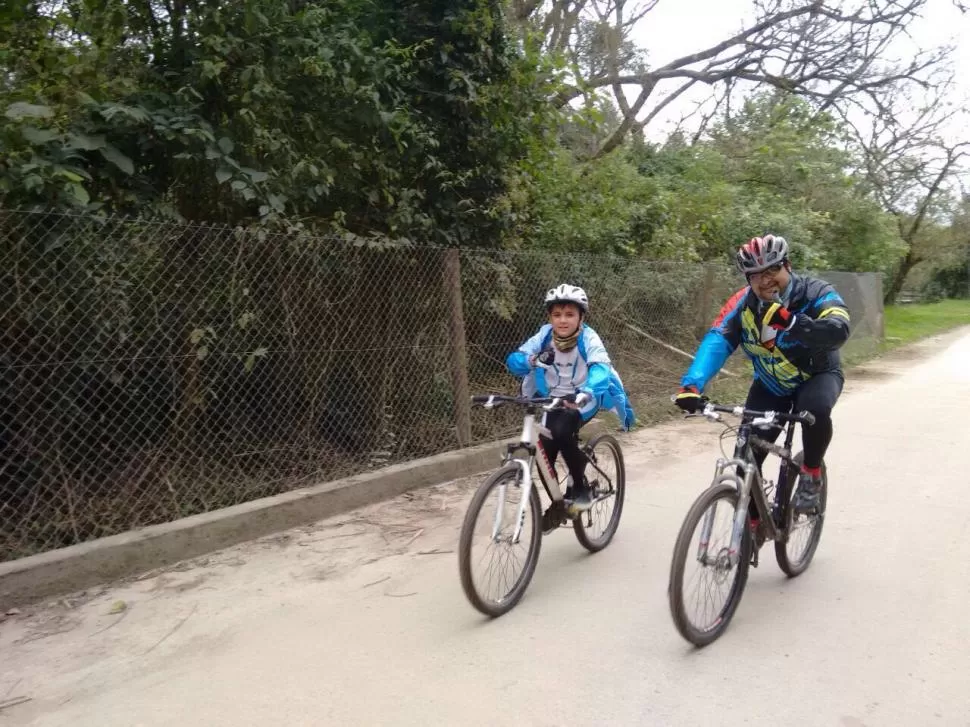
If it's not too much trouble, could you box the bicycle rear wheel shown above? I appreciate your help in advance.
[774,454,827,577]
[458,463,542,617]
[668,483,751,647]
[573,433,626,553]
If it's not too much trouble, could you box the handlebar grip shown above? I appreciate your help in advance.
[798,410,816,426]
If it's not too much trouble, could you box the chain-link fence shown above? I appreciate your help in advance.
[0,208,884,562]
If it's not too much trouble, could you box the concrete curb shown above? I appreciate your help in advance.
[0,436,514,610]
[2,319,954,611]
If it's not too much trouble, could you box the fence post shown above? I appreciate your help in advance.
[873,273,885,340]
[443,248,472,448]
[693,264,716,339]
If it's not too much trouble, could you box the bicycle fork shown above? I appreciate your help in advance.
[490,457,535,544]
[696,457,759,568]
[492,412,560,544]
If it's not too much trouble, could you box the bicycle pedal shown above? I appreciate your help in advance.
[541,505,568,533]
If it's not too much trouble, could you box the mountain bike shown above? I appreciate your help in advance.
[667,401,827,647]
[458,394,626,618]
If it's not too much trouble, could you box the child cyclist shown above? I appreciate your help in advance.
[506,284,635,517]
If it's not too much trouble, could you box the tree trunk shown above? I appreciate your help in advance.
[884,249,918,305]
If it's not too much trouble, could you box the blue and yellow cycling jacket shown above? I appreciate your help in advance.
[681,273,851,396]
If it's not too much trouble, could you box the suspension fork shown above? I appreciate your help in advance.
[504,412,551,544]
[695,457,758,566]
[485,461,531,543]
[495,409,564,543]
[488,454,535,544]
[503,456,534,543]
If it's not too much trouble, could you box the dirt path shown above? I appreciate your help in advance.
[2,328,969,726]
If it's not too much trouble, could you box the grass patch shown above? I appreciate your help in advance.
[882,299,970,350]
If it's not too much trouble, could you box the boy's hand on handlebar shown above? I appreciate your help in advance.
[674,385,707,413]
[530,347,555,369]
[561,391,592,410]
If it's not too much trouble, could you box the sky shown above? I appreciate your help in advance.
[619,0,970,145]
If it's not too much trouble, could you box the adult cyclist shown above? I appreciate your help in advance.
[673,235,851,515]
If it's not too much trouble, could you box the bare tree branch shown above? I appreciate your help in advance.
[837,72,970,300]
[519,0,953,159]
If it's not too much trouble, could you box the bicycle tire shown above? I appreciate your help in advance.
[668,483,752,647]
[458,463,542,617]
[774,453,827,577]
[573,433,626,553]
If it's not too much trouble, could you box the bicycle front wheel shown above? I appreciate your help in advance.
[668,483,751,647]
[573,433,626,552]
[458,463,542,617]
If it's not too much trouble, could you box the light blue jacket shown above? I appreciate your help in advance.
[506,323,636,431]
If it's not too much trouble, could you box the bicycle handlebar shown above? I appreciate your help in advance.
[700,402,816,427]
[669,393,816,427]
[471,394,584,411]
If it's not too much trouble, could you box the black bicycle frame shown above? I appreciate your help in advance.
[695,400,816,567]
[732,416,799,542]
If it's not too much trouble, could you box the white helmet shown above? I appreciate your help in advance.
[736,234,790,275]
[544,283,589,313]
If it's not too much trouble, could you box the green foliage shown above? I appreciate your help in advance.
[504,91,910,274]
[502,146,666,256]
[0,5,949,273]
[1,0,550,245]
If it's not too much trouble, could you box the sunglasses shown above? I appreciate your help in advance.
[748,263,785,282]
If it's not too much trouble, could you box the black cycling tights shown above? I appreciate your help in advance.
[539,409,589,488]
[745,371,844,471]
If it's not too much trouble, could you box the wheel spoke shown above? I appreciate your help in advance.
[671,489,747,642]
[575,437,624,550]
[461,469,539,614]
[776,467,826,576]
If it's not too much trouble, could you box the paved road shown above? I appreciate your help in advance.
[3,330,970,727]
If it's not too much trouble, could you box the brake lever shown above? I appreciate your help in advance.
[682,408,720,421]
[751,411,777,427]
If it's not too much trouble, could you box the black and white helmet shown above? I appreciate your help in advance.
[736,234,790,275]
[544,283,589,313]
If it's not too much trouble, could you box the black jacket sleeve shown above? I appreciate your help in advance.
[786,282,851,350]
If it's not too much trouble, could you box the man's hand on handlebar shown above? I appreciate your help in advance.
[673,385,708,414]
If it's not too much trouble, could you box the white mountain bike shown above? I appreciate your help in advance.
[457,394,626,617]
